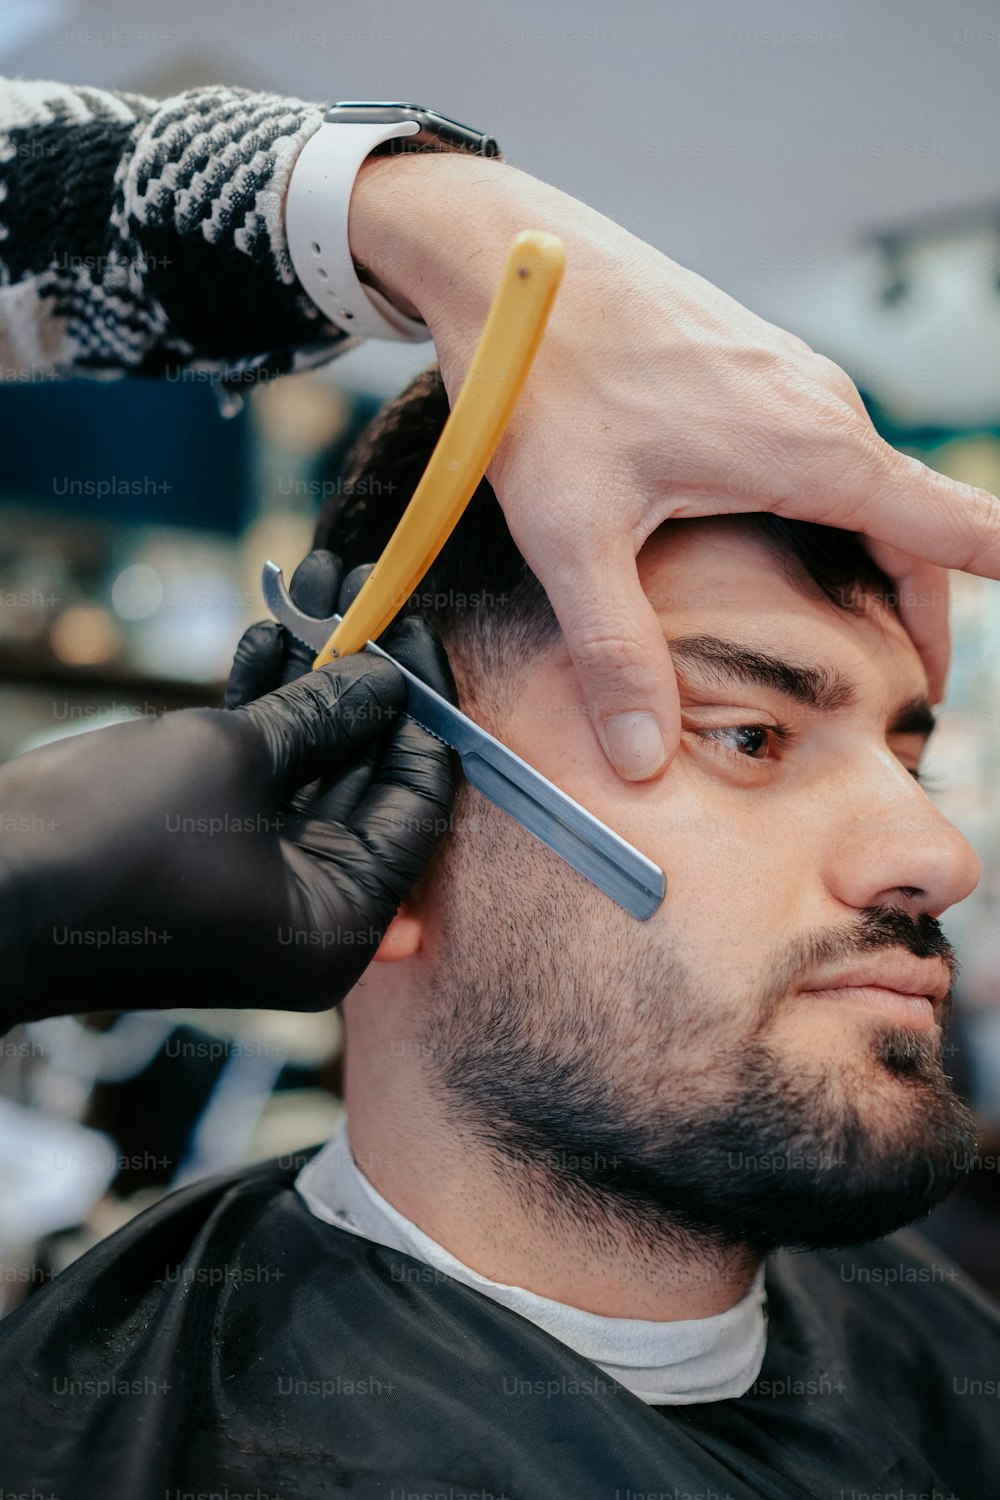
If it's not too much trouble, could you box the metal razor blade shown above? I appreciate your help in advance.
[262,561,666,921]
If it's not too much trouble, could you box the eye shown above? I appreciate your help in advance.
[695,723,795,764]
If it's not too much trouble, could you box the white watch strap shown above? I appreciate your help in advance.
[286,120,433,342]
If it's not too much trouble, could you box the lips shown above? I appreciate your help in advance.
[800,952,950,1010]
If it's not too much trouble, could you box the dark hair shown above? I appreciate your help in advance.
[314,363,896,708]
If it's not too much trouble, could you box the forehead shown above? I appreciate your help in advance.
[509,519,929,756]
[634,517,927,700]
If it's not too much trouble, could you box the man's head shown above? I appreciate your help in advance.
[317,363,981,1259]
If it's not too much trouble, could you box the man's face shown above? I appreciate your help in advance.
[408,518,983,1253]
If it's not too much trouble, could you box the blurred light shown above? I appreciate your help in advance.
[131,565,244,683]
[16,709,149,756]
[749,222,1000,429]
[111,562,163,621]
[875,235,909,307]
[0,607,46,643]
[252,374,352,456]
[929,434,1000,496]
[239,512,317,615]
[0,0,67,60]
[49,606,121,666]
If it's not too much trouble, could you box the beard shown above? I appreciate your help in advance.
[419,789,978,1260]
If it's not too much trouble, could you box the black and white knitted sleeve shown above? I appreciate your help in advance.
[0,77,354,387]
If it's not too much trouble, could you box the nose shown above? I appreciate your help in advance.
[823,760,982,920]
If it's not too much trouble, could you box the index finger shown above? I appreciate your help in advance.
[537,537,683,781]
[859,539,952,704]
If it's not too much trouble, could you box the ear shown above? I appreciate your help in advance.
[372,828,453,963]
[371,903,423,963]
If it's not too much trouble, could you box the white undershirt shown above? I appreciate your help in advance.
[294,1113,768,1406]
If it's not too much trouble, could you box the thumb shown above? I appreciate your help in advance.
[233,654,407,800]
[547,541,681,781]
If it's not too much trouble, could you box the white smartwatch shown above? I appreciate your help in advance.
[286,102,503,342]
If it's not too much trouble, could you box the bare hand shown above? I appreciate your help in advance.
[350,152,1000,780]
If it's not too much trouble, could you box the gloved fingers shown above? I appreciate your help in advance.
[337,562,375,615]
[234,652,407,801]
[302,613,461,827]
[281,549,346,685]
[277,832,401,998]
[223,549,347,708]
[332,616,460,890]
[283,707,456,930]
[225,620,286,708]
[346,715,458,895]
[378,613,460,705]
[297,743,381,824]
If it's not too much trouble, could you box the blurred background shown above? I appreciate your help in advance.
[1,0,999,1309]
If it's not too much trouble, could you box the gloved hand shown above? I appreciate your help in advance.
[0,551,459,1030]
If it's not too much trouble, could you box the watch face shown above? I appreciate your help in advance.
[327,102,501,158]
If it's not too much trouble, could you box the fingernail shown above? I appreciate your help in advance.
[601,712,666,780]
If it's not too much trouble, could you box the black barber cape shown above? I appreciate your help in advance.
[1,1149,997,1499]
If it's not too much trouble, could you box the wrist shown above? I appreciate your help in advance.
[348,150,642,359]
[348,150,527,327]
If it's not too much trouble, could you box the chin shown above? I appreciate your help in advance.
[750,1040,978,1252]
[636,1026,979,1255]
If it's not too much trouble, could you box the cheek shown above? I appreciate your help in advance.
[505,677,812,973]
[519,738,802,976]
[632,788,802,981]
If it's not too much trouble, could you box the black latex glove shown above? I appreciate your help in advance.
[0,552,459,1031]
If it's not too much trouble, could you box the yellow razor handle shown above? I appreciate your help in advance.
[311,230,565,667]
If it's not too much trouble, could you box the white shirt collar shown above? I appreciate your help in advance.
[294,1112,767,1406]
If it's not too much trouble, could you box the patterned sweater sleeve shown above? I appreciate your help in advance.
[0,77,354,387]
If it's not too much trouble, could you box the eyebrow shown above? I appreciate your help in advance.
[665,633,937,741]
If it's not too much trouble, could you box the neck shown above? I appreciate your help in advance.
[343,1020,759,1321]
